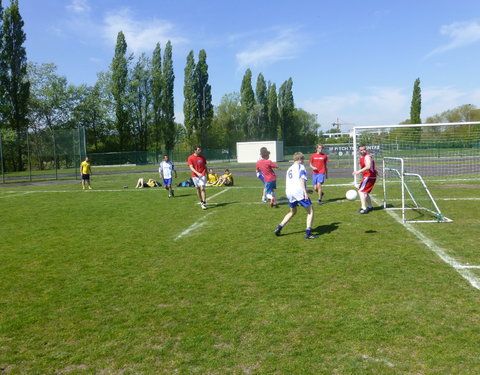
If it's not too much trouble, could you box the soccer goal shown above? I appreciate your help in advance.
[382,157,452,223]
[352,121,480,186]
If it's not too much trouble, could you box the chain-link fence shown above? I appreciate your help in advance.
[90,148,236,166]
[0,127,86,183]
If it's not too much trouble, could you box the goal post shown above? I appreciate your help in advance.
[383,157,452,223]
[352,121,480,186]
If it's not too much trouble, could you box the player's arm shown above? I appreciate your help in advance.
[189,164,201,177]
[300,177,309,198]
[353,155,371,175]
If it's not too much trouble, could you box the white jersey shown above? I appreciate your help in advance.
[285,162,308,203]
[159,161,175,179]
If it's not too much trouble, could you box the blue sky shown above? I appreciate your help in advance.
[20,0,480,131]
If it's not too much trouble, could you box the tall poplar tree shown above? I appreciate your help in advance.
[151,43,162,152]
[0,0,30,170]
[278,78,294,144]
[255,73,267,139]
[266,82,278,140]
[110,31,130,151]
[410,77,422,142]
[0,0,5,121]
[162,41,176,153]
[183,50,197,146]
[195,49,212,148]
[129,53,151,152]
[410,77,422,124]
[240,69,255,139]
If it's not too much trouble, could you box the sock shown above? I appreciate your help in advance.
[277,224,283,231]
[305,227,312,236]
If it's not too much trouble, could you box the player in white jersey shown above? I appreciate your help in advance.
[159,155,177,198]
[274,152,317,239]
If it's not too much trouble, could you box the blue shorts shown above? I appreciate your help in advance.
[312,174,325,185]
[289,198,312,208]
[163,178,172,186]
[264,180,277,195]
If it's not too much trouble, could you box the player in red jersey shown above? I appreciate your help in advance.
[255,148,279,207]
[352,144,377,214]
[188,146,208,210]
[309,144,328,205]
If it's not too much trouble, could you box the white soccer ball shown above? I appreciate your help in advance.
[346,189,358,201]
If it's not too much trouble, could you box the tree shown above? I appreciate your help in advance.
[162,41,176,153]
[0,0,30,170]
[212,92,242,149]
[27,62,71,130]
[266,82,278,140]
[278,78,295,145]
[292,108,319,145]
[183,50,197,146]
[240,69,255,139]
[195,49,212,148]
[151,43,162,151]
[255,73,267,139]
[410,78,422,124]
[129,53,152,152]
[110,31,130,151]
[72,81,112,153]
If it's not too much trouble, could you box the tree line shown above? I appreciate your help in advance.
[1,1,478,172]
[0,0,320,173]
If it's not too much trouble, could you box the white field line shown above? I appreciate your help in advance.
[0,191,33,199]
[373,197,480,291]
[176,188,230,239]
[206,188,229,201]
[174,212,215,240]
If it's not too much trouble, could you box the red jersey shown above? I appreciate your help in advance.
[187,154,207,177]
[360,152,377,178]
[256,159,278,182]
[309,153,328,174]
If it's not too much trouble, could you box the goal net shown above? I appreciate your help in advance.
[382,157,452,223]
[352,122,480,185]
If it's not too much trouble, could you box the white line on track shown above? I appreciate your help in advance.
[374,197,480,291]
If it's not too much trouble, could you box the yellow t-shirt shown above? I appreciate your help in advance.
[222,172,232,183]
[80,161,91,175]
[146,179,156,187]
[208,173,218,184]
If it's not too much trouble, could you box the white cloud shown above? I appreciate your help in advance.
[235,28,308,70]
[66,0,91,15]
[102,8,187,54]
[425,20,480,58]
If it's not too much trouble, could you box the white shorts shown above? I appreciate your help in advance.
[192,175,207,187]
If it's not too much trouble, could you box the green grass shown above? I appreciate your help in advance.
[1,173,480,374]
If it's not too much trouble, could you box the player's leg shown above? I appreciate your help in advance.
[274,206,297,236]
[303,205,317,239]
[358,191,368,213]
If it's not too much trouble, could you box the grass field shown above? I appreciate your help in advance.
[1,168,480,374]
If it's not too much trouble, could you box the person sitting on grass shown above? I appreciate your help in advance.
[206,168,219,186]
[214,169,234,186]
[135,178,161,188]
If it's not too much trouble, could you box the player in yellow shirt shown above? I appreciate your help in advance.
[80,157,92,190]
[206,168,219,186]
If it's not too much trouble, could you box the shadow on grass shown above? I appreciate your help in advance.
[276,222,340,237]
